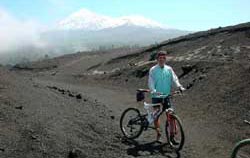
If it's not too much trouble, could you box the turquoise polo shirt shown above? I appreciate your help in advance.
[148,64,181,98]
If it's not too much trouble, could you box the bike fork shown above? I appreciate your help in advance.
[166,113,177,137]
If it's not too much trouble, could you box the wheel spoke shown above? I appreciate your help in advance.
[166,114,184,151]
[120,108,144,139]
[235,143,250,158]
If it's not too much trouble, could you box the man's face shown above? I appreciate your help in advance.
[157,55,167,66]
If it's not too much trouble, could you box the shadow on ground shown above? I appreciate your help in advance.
[122,138,181,158]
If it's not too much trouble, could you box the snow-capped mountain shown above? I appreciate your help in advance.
[41,8,190,54]
[0,8,191,65]
[58,9,167,30]
[117,16,165,29]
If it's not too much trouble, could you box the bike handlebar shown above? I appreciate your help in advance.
[157,94,170,98]
[137,89,183,97]
[152,90,183,98]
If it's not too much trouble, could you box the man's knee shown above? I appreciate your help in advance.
[154,119,160,126]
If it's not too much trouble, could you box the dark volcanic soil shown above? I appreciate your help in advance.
[0,69,124,158]
[1,22,250,158]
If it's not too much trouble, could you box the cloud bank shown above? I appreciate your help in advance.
[0,9,46,54]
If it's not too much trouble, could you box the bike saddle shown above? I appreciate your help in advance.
[166,108,174,113]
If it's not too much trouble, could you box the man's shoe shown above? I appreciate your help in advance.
[156,133,162,142]
[170,136,179,145]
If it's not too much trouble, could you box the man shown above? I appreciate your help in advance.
[148,50,185,142]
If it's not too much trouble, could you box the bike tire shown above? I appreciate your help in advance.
[120,108,144,139]
[165,113,185,151]
[231,139,250,158]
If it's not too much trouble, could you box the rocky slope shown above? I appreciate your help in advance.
[1,22,250,158]
[85,22,250,158]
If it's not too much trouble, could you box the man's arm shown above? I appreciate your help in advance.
[170,67,185,91]
[148,68,156,93]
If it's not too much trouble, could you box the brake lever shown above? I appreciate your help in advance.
[244,120,250,125]
[173,90,182,96]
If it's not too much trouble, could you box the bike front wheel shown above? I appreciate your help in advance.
[231,139,250,158]
[165,113,185,151]
[120,108,144,139]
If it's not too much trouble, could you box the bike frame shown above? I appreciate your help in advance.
[141,94,176,131]
[120,89,185,151]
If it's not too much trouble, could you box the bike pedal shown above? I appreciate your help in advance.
[144,125,149,131]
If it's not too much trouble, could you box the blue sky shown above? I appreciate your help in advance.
[1,0,250,31]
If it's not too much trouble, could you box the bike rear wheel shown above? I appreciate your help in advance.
[120,108,144,139]
[165,113,185,151]
[231,139,250,158]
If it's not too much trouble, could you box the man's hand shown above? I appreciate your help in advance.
[178,86,186,93]
[151,90,162,96]
[156,92,162,96]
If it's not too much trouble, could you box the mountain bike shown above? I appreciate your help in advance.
[231,120,250,158]
[120,89,185,151]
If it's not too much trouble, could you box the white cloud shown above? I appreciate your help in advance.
[0,8,46,54]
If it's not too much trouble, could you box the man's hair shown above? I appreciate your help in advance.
[157,51,167,58]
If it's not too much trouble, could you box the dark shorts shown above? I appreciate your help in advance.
[152,97,172,110]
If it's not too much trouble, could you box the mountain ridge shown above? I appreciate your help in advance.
[58,8,169,31]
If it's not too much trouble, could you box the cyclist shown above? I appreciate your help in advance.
[148,50,185,142]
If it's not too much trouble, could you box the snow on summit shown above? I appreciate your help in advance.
[58,8,167,31]
[118,16,164,28]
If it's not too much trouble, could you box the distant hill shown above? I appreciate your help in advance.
[42,25,189,52]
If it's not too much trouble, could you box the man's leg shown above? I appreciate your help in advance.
[168,114,179,145]
[152,98,162,141]
[153,106,161,141]
[169,114,175,136]
[164,98,179,144]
